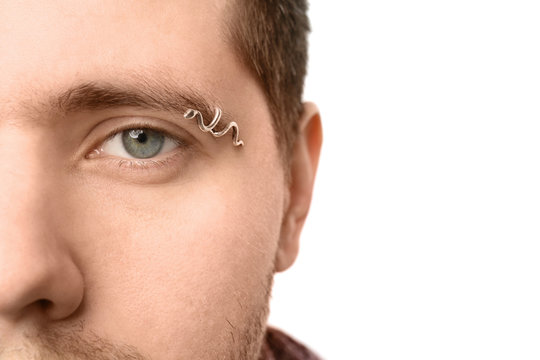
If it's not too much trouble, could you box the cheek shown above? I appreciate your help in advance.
[55,162,285,356]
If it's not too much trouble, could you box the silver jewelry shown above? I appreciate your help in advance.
[184,107,244,147]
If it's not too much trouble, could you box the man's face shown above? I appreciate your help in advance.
[0,1,289,358]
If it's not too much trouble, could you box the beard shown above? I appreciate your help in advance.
[2,323,149,360]
[0,274,274,360]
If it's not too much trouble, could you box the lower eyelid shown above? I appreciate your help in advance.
[115,156,177,170]
[84,149,188,184]
[97,142,186,167]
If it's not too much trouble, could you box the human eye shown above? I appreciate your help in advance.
[95,128,179,160]
[84,117,193,179]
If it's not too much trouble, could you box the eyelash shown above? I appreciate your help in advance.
[86,121,189,172]
[104,152,184,171]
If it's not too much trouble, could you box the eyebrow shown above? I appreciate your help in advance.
[44,76,225,128]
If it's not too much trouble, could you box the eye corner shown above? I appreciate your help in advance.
[85,148,103,160]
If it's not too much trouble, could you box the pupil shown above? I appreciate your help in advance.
[137,132,148,143]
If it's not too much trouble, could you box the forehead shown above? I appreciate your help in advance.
[0,0,239,107]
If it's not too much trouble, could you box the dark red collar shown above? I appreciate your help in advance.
[261,327,322,360]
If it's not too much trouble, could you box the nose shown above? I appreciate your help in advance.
[0,232,84,322]
[0,158,84,323]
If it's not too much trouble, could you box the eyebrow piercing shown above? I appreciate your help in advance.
[183,107,244,147]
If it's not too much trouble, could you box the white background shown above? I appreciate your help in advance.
[268,1,540,359]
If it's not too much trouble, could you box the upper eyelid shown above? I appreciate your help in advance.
[94,115,199,147]
[103,123,185,145]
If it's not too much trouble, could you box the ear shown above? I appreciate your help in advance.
[275,102,323,272]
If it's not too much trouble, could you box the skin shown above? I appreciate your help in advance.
[0,1,322,359]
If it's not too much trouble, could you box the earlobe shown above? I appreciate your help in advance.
[275,102,323,272]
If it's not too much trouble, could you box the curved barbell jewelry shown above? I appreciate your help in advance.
[183,107,244,147]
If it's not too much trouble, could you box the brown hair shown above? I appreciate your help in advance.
[226,0,311,162]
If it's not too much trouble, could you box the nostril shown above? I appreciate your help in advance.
[0,245,85,321]
[37,299,53,311]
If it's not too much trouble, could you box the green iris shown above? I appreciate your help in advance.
[122,129,165,159]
